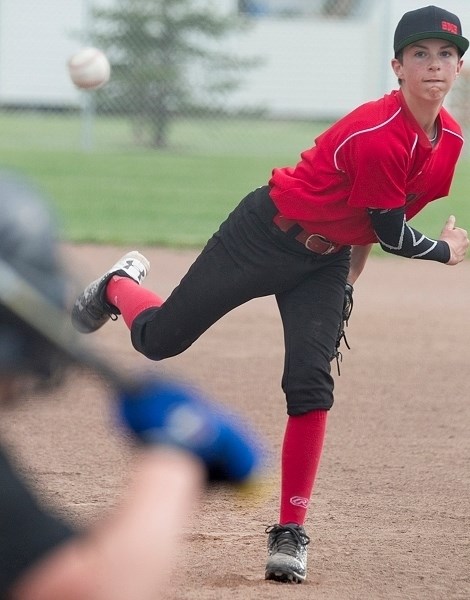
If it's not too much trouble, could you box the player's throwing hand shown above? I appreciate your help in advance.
[439,215,469,265]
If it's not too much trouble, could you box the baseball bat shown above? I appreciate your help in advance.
[0,256,262,484]
[0,256,133,389]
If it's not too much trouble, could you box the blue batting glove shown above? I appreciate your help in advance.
[119,378,262,483]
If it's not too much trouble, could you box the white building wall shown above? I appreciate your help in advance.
[221,13,384,118]
[0,0,469,118]
[0,0,83,104]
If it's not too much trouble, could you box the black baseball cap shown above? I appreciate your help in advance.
[394,5,469,57]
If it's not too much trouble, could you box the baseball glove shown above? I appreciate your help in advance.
[332,283,354,375]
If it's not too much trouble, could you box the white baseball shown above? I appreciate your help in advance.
[67,47,111,90]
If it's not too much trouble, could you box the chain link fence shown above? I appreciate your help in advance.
[447,66,470,151]
[238,0,363,18]
[0,0,424,158]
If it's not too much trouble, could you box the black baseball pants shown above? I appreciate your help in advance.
[131,185,351,415]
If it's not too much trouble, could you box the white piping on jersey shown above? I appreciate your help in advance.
[442,127,465,144]
[333,112,465,172]
[377,219,438,258]
[333,107,402,171]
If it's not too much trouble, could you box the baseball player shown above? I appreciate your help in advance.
[0,171,259,599]
[72,5,470,584]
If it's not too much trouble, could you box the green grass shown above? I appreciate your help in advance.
[0,112,469,249]
[411,159,470,235]
[0,149,277,245]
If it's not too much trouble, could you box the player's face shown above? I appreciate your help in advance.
[392,39,463,103]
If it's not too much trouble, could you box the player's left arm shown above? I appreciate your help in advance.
[368,206,469,264]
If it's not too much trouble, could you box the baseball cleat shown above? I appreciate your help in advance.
[264,523,310,583]
[71,250,150,333]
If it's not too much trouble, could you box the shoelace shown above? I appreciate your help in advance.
[265,524,310,556]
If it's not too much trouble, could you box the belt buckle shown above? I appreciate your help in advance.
[305,234,335,255]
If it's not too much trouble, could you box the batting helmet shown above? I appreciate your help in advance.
[0,170,70,381]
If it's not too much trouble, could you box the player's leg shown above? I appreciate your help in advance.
[71,189,269,339]
[128,231,272,360]
[265,255,349,583]
[72,186,316,359]
[127,183,339,360]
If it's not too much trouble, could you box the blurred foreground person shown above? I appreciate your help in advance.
[0,172,259,600]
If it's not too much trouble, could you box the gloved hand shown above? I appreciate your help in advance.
[331,283,354,375]
[118,378,261,483]
[342,283,354,322]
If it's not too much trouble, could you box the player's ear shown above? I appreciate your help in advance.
[391,58,404,80]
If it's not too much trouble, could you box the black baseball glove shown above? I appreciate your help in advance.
[332,283,354,375]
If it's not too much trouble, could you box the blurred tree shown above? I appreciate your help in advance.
[322,0,360,17]
[91,0,258,148]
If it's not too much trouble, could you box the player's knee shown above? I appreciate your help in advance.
[134,337,192,361]
[130,313,192,360]
[283,369,334,414]
[286,395,334,415]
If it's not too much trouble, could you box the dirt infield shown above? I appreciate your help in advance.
[1,244,469,600]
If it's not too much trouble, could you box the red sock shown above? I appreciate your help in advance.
[279,410,328,526]
[106,275,163,329]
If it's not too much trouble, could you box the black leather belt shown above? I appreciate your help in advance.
[273,213,343,255]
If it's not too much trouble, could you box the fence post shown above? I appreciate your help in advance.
[80,0,95,152]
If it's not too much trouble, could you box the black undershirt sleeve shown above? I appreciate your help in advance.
[0,443,75,595]
[368,206,450,263]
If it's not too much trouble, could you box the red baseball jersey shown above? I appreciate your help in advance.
[269,89,464,245]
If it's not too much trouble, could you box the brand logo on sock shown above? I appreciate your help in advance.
[290,496,309,508]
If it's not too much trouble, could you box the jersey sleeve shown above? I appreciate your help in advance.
[336,131,409,210]
[0,443,75,595]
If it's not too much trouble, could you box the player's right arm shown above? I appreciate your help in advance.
[8,378,260,600]
[368,206,469,265]
[8,448,204,600]
[0,445,75,598]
